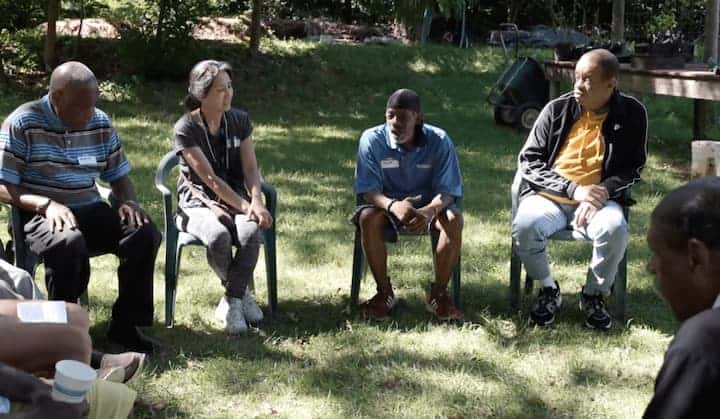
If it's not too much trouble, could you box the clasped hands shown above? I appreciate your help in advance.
[572,184,609,228]
[387,195,437,234]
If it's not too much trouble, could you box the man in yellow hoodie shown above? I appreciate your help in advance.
[512,49,648,329]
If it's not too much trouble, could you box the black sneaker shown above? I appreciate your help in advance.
[579,288,612,330]
[529,281,562,326]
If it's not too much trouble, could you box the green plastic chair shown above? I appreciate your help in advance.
[349,196,461,308]
[155,150,278,327]
[509,169,630,323]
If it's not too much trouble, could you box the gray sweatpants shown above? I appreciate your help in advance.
[177,207,262,298]
[511,194,629,296]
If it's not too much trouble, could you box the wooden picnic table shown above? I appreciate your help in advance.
[544,60,720,139]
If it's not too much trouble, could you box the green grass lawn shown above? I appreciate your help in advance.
[0,40,704,418]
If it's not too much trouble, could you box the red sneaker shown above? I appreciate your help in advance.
[360,288,398,321]
[426,288,463,321]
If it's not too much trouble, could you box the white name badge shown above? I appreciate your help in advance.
[77,155,97,166]
[380,158,399,169]
[233,136,242,148]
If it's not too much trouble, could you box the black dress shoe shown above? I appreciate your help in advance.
[107,322,161,354]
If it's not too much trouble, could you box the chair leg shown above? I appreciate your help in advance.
[614,249,628,325]
[264,224,278,318]
[165,243,181,328]
[510,241,522,309]
[350,228,364,306]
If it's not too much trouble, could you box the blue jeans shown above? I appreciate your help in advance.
[511,194,629,296]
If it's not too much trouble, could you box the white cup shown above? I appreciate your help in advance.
[52,360,97,403]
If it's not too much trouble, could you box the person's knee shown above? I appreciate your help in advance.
[597,216,629,244]
[137,222,162,250]
[439,209,463,240]
[57,326,92,364]
[512,213,544,243]
[48,229,88,259]
[207,229,233,254]
[66,303,90,331]
[358,207,387,233]
[236,220,261,248]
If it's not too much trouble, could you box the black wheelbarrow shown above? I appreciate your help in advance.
[487,56,549,131]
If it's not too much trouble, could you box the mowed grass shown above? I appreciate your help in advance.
[0,40,704,418]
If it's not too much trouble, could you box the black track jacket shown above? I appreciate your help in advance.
[517,90,648,205]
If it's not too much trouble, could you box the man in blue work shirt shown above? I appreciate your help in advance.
[351,89,464,321]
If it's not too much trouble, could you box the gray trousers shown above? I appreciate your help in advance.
[177,207,261,299]
[0,259,43,300]
[511,194,629,296]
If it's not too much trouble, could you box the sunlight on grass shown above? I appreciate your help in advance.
[0,39,702,418]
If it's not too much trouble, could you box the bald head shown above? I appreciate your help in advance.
[573,49,618,111]
[49,61,97,94]
[48,62,98,130]
[578,49,619,81]
[651,177,720,252]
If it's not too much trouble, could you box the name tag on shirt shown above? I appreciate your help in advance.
[233,136,242,148]
[77,155,97,166]
[380,158,399,169]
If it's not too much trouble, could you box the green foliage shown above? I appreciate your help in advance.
[0,0,46,31]
[0,28,42,77]
[112,0,210,80]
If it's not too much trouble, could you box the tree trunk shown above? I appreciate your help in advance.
[695,0,720,140]
[420,8,432,45]
[342,0,352,23]
[72,0,85,58]
[44,0,61,71]
[249,0,262,55]
[611,0,624,42]
[156,0,169,46]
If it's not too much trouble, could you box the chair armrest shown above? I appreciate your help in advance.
[261,182,277,219]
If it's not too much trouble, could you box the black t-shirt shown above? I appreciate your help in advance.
[644,307,720,419]
[173,108,253,209]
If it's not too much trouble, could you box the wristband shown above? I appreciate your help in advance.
[386,199,398,213]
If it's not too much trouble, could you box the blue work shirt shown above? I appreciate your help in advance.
[354,123,462,206]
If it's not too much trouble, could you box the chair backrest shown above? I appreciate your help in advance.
[155,150,181,241]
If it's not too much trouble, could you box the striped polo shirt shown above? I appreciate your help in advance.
[0,95,131,207]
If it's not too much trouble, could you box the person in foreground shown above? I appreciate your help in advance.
[0,61,162,352]
[0,299,141,418]
[643,177,720,419]
[351,88,463,321]
[512,49,648,329]
[173,60,273,335]
[0,299,144,384]
[0,361,136,418]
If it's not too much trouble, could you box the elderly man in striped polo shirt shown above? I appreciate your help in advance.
[0,62,161,352]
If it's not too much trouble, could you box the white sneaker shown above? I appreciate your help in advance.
[215,296,248,334]
[241,288,264,324]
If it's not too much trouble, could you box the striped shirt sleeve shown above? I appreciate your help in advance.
[0,114,28,185]
[99,124,131,183]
